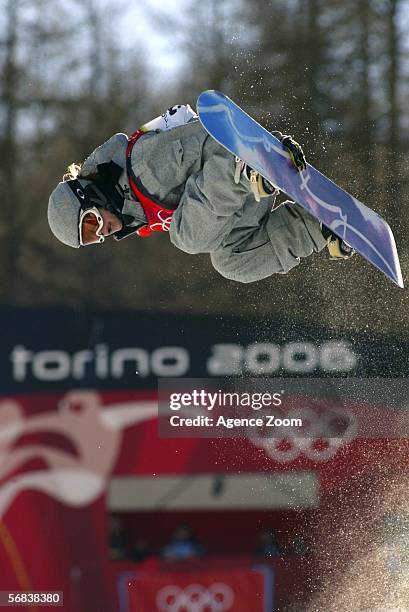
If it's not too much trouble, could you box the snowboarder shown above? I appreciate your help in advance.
[47,104,354,284]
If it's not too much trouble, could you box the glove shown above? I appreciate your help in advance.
[272,131,306,172]
[282,135,307,172]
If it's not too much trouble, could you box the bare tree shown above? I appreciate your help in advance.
[0,0,21,302]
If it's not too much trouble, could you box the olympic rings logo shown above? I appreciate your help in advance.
[248,406,357,463]
[156,583,234,612]
[150,210,173,232]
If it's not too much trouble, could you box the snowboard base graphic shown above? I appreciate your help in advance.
[197,90,403,288]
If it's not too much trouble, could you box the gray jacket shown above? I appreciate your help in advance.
[82,120,326,282]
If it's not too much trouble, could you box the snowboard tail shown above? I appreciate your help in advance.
[197,90,403,288]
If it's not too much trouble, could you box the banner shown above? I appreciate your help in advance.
[123,567,272,612]
[1,306,408,394]
[1,307,409,610]
[1,390,408,610]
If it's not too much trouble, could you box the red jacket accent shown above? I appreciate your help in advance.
[126,130,175,237]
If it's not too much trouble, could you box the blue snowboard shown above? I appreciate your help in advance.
[197,90,403,288]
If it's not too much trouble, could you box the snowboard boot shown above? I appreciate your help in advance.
[321,224,355,260]
[234,131,306,202]
[234,157,279,202]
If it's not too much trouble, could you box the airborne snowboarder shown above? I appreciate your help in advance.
[47,103,353,284]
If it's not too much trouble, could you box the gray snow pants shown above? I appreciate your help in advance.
[134,122,326,283]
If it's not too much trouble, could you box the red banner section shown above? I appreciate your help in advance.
[125,566,270,612]
[1,390,409,611]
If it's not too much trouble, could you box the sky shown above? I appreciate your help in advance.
[119,0,186,83]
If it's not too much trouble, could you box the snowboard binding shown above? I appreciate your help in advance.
[321,225,355,260]
[234,157,279,201]
[234,132,306,202]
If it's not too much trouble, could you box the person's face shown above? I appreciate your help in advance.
[261,530,275,545]
[174,525,191,541]
[98,208,123,238]
[109,516,122,535]
[79,207,123,246]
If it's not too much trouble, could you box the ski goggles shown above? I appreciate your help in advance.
[78,207,105,246]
